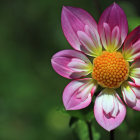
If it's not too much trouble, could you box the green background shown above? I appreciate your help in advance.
[0,0,140,140]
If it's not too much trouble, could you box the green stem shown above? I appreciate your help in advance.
[87,121,93,140]
[110,130,114,140]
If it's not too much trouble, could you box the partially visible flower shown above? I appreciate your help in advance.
[51,3,140,131]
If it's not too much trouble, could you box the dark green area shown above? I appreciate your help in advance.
[0,0,140,139]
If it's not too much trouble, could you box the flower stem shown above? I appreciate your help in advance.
[110,130,114,140]
[87,121,93,140]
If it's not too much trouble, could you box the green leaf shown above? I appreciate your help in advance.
[57,103,94,121]
[71,120,90,140]
[70,118,101,140]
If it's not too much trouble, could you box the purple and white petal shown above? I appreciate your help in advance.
[129,59,140,86]
[122,26,140,61]
[85,25,102,51]
[63,78,97,110]
[77,30,102,56]
[94,88,126,131]
[61,6,102,56]
[98,3,128,51]
[51,50,92,79]
[110,97,119,117]
[121,82,140,111]
[111,26,121,50]
[77,31,96,56]
[129,82,140,99]
[121,82,137,107]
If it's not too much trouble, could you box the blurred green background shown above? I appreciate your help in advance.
[0,0,140,140]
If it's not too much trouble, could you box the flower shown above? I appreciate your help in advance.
[51,2,140,131]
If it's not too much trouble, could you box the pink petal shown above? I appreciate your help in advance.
[63,78,97,110]
[121,82,140,111]
[101,23,111,51]
[122,26,140,61]
[131,77,140,87]
[111,97,119,117]
[111,26,121,49]
[77,31,96,56]
[130,59,140,86]
[51,50,92,79]
[121,83,136,107]
[132,99,140,111]
[85,25,102,50]
[61,6,101,55]
[77,30,102,56]
[98,3,128,51]
[129,82,140,99]
[94,89,126,131]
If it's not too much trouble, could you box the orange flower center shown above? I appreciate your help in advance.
[92,51,129,88]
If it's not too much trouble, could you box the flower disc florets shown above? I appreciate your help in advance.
[92,51,129,88]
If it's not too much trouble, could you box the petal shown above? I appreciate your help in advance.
[122,82,140,111]
[98,3,128,51]
[132,99,140,111]
[130,77,140,87]
[94,89,126,131]
[129,59,140,86]
[129,82,140,99]
[85,25,102,51]
[110,97,119,117]
[77,30,102,57]
[63,78,97,110]
[101,23,111,51]
[51,50,92,79]
[61,6,102,56]
[77,31,96,56]
[102,92,114,114]
[122,26,140,61]
[111,26,121,50]
[121,82,137,107]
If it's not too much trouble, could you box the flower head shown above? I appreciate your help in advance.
[51,3,140,131]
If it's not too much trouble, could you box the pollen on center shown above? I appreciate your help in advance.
[92,51,129,88]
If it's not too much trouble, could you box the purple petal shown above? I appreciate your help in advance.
[77,31,96,56]
[94,89,126,131]
[111,26,121,49]
[63,78,97,110]
[98,3,128,51]
[61,6,102,56]
[51,50,92,79]
[122,26,140,61]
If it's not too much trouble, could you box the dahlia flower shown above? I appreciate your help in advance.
[51,3,140,131]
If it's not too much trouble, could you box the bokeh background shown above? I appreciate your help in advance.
[0,0,140,140]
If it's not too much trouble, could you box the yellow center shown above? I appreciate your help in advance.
[92,51,129,88]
